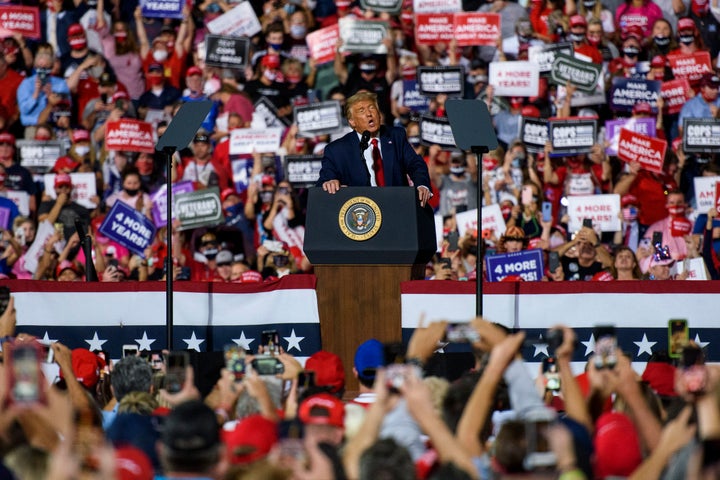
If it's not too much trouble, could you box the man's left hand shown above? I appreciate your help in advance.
[417,186,431,207]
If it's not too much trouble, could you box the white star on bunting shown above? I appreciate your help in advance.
[232,331,255,351]
[135,331,156,351]
[581,334,596,356]
[183,331,205,352]
[85,331,107,351]
[633,333,656,357]
[283,329,305,352]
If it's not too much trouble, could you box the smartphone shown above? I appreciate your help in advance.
[297,371,315,390]
[521,185,534,206]
[224,344,246,381]
[440,258,452,269]
[54,222,64,235]
[445,322,480,343]
[548,251,560,273]
[0,286,9,317]
[273,255,289,268]
[108,258,119,268]
[251,356,284,375]
[593,325,617,369]
[668,319,689,359]
[261,329,280,355]
[165,351,189,393]
[276,420,306,463]
[652,231,663,246]
[447,231,459,252]
[681,345,707,395]
[122,344,139,358]
[148,350,164,371]
[523,408,558,470]
[582,218,593,229]
[543,357,561,392]
[6,340,46,406]
[100,93,108,104]
[542,202,553,223]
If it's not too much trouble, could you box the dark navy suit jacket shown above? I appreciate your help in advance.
[316,126,431,189]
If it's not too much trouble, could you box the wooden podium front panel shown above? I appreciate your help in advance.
[314,265,418,393]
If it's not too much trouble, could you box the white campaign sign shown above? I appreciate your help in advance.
[3,190,29,216]
[206,2,261,37]
[434,214,443,252]
[488,61,540,97]
[694,176,720,214]
[413,0,461,13]
[228,128,282,155]
[567,194,621,232]
[674,257,709,281]
[43,172,98,209]
[481,204,507,238]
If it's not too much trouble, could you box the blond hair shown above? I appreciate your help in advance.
[345,91,379,120]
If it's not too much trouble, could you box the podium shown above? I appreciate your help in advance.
[305,187,436,392]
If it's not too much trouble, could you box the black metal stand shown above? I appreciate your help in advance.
[75,219,98,282]
[472,146,489,316]
[164,147,174,350]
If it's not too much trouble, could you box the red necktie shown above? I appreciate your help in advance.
[371,138,385,186]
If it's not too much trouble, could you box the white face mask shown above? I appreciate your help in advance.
[75,145,90,156]
[153,49,168,62]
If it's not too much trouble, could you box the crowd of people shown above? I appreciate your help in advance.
[0,295,718,479]
[0,0,717,282]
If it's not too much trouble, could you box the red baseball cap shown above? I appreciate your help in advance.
[220,188,239,203]
[677,17,696,31]
[594,412,643,478]
[52,156,80,173]
[299,393,345,428]
[650,55,665,69]
[641,362,677,397]
[621,25,643,41]
[68,23,85,36]
[115,446,154,480]
[632,102,653,115]
[72,129,90,143]
[621,194,638,207]
[304,350,345,393]
[569,15,587,28]
[222,415,278,465]
[0,132,15,145]
[521,105,541,118]
[54,173,73,188]
[187,66,203,77]
[261,54,281,69]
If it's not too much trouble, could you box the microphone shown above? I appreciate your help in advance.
[359,130,371,152]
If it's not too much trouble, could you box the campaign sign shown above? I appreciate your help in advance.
[604,118,656,156]
[453,12,500,47]
[403,80,430,112]
[306,24,339,65]
[609,78,661,113]
[616,129,666,174]
[99,201,156,257]
[567,194,621,232]
[414,13,454,44]
[254,97,291,129]
[481,203,507,238]
[43,172,97,209]
[520,117,548,153]
[229,128,282,155]
[419,115,455,149]
[206,2,262,38]
[0,6,40,39]
[716,182,720,215]
[285,155,322,188]
[175,187,224,231]
[675,257,709,281]
[659,79,690,115]
[294,101,343,138]
[150,181,194,228]
[338,18,389,55]
[667,52,712,84]
[140,0,182,19]
[488,61,539,97]
[486,249,544,282]
[231,159,252,194]
[17,140,65,173]
[528,43,573,74]
[549,53,601,93]
[682,118,720,153]
[456,208,478,238]
[694,176,720,214]
[4,191,29,216]
[413,0,461,13]
[360,0,402,13]
[0,205,10,230]
[204,35,249,69]
[105,119,154,153]
[549,117,597,154]
[417,66,464,97]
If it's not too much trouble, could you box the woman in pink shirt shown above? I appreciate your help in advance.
[615,0,664,38]
[94,0,145,99]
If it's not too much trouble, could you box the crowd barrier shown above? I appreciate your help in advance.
[5,278,720,362]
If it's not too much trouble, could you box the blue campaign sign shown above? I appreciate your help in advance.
[485,249,545,282]
[99,201,157,258]
[140,0,183,19]
[403,80,430,112]
[609,77,661,113]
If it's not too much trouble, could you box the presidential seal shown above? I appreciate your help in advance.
[338,196,382,241]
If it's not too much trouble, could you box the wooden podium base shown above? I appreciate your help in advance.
[314,264,425,392]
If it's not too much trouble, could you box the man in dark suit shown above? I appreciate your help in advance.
[317,91,432,207]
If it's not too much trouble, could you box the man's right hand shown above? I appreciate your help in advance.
[322,180,340,194]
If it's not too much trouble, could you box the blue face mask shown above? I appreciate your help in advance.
[268,42,283,51]
[225,203,244,219]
